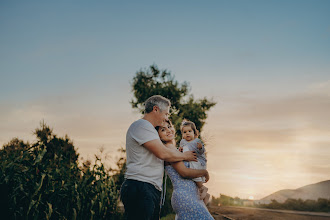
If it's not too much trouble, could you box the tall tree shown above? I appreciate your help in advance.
[131,64,216,142]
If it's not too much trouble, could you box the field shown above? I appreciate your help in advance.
[208,205,330,220]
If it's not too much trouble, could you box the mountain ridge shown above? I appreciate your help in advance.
[259,180,330,203]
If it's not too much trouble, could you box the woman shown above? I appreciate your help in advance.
[156,120,214,220]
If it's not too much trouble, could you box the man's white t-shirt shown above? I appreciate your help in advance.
[125,119,164,191]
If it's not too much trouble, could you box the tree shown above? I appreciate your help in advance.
[130,64,217,216]
[219,194,235,206]
[210,195,221,206]
[268,199,282,210]
[131,64,216,142]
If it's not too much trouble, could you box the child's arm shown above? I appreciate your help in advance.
[192,138,205,154]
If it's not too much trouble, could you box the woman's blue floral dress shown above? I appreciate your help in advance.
[165,164,214,220]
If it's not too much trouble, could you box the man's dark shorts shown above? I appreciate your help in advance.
[120,179,161,220]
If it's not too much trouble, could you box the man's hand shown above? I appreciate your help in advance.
[183,151,197,162]
[178,146,183,152]
[204,170,209,183]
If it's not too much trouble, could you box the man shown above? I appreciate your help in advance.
[120,95,209,220]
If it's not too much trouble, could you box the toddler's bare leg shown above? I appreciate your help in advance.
[203,193,210,206]
[196,182,203,188]
[196,182,208,200]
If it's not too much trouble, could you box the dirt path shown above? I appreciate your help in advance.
[208,205,330,220]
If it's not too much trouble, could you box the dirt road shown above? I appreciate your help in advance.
[208,205,330,220]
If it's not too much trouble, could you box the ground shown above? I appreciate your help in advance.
[208,205,330,220]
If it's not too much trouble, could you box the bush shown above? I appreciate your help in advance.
[0,123,121,219]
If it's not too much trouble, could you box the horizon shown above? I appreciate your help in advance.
[214,178,330,200]
[1,0,330,200]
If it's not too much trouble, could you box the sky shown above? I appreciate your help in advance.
[1,0,330,200]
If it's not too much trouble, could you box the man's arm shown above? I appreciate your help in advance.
[143,139,197,162]
[171,161,209,182]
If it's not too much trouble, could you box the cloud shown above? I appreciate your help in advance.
[204,82,330,198]
[0,87,139,157]
[220,93,329,127]
[308,80,330,95]
[204,81,330,148]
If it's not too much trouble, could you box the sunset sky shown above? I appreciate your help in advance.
[1,0,330,199]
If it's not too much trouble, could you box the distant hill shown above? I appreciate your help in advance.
[258,180,330,204]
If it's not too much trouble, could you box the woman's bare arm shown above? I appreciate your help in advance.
[171,161,209,182]
[163,141,209,181]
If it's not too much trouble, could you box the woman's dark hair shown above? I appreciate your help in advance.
[155,119,173,132]
[155,119,174,144]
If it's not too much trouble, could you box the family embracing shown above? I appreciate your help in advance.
[120,95,214,220]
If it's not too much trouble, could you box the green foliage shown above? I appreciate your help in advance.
[160,213,176,220]
[159,174,174,217]
[218,194,234,206]
[257,198,330,212]
[110,147,127,192]
[131,65,189,113]
[131,64,216,142]
[211,194,244,206]
[212,193,330,212]
[0,122,121,219]
[264,199,281,210]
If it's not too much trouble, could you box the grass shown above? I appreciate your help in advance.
[160,213,176,220]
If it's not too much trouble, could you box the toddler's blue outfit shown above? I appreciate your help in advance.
[180,138,207,182]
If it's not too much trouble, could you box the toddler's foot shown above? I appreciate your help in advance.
[199,186,208,200]
[203,193,210,206]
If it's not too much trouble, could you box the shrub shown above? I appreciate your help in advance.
[0,123,121,219]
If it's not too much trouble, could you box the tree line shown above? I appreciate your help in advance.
[211,194,330,212]
[257,198,330,212]
[211,194,245,206]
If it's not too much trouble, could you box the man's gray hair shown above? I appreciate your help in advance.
[144,95,171,113]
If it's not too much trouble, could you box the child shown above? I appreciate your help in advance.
[179,120,210,205]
